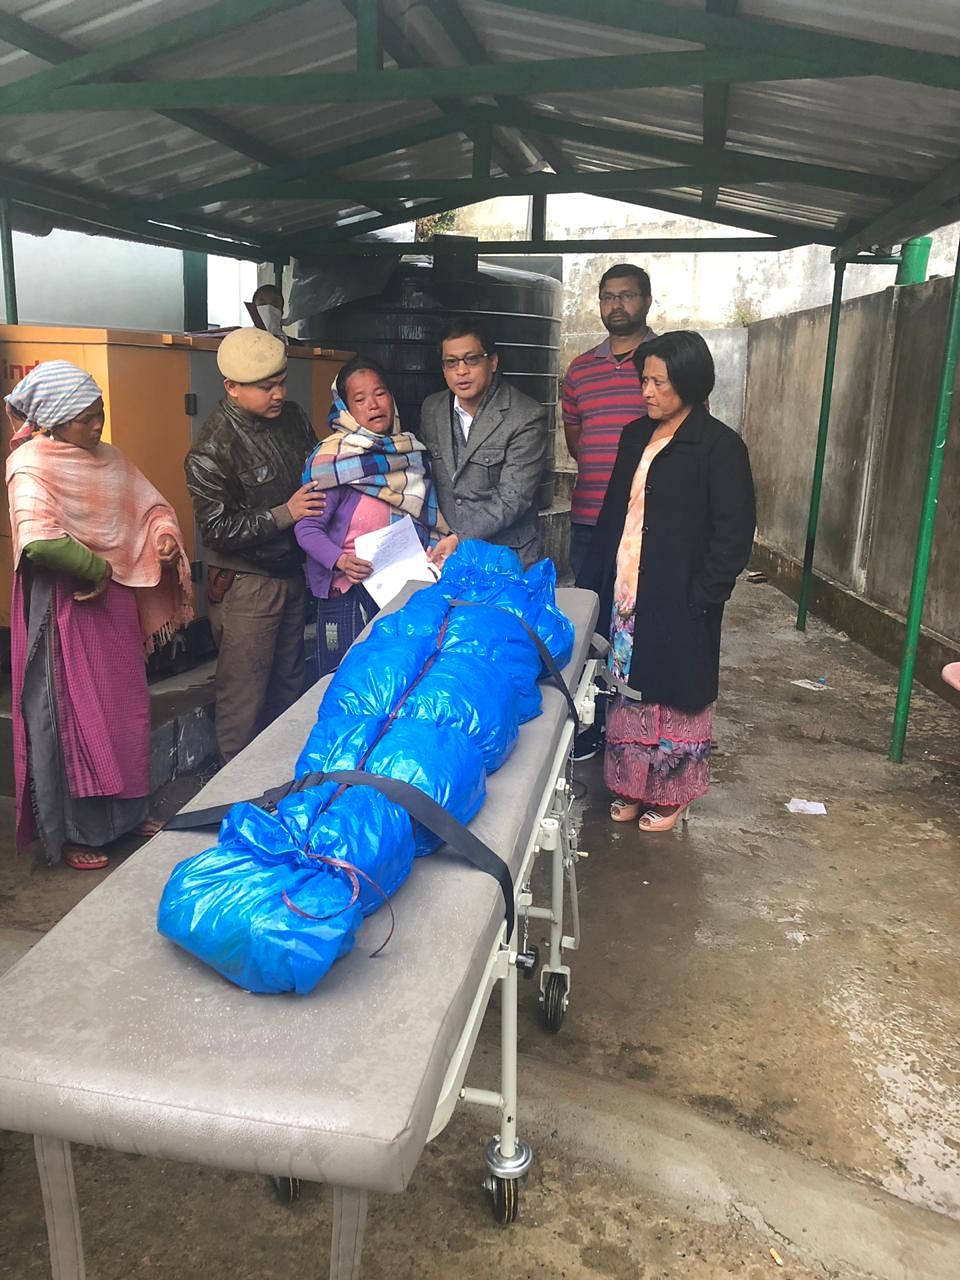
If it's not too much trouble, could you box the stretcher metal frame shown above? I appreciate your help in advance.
[426,653,599,1213]
[0,587,600,1280]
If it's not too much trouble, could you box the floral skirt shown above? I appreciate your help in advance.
[603,698,712,807]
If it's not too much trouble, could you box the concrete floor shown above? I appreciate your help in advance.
[1,579,960,1278]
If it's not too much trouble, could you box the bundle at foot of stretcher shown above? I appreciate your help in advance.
[157,541,574,995]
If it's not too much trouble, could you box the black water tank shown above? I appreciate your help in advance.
[297,253,562,513]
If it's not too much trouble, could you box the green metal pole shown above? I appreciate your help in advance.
[895,236,931,285]
[0,196,19,324]
[889,238,960,761]
[796,259,845,630]
[529,193,546,243]
[181,250,208,331]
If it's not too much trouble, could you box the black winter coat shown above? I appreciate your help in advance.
[577,405,756,713]
[185,399,316,577]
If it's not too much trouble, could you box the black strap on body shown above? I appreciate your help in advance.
[165,770,328,833]
[325,770,514,937]
[165,598,579,935]
[595,668,646,703]
[165,769,515,937]
[448,598,580,730]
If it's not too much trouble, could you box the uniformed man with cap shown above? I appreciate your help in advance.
[185,329,324,761]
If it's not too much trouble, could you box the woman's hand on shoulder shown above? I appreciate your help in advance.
[74,560,112,604]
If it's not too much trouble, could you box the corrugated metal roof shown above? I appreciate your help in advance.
[0,0,958,260]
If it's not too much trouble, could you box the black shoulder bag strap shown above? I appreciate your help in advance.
[165,769,515,937]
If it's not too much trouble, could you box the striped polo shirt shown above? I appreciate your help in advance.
[562,333,654,525]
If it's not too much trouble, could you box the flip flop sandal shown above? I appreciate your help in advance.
[133,817,165,837]
[610,799,642,823]
[64,846,109,871]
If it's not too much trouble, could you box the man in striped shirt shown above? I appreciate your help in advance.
[563,263,655,581]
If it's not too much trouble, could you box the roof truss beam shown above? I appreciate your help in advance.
[301,235,805,256]
[338,0,528,178]
[608,190,839,244]
[0,0,311,110]
[0,46,936,115]
[186,161,905,205]
[284,182,839,252]
[421,0,576,176]
[354,0,382,73]
[834,156,960,258]
[701,0,738,212]
[149,113,468,212]
[491,0,960,93]
[279,198,459,251]
[485,104,910,200]
[0,9,288,169]
[0,169,271,260]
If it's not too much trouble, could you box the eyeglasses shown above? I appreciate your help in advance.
[441,352,489,370]
[599,290,644,305]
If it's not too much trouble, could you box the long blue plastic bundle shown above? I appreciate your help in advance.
[157,541,574,995]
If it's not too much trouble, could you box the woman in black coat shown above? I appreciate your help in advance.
[577,331,756,832]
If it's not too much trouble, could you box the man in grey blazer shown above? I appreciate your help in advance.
[420,316,548,569]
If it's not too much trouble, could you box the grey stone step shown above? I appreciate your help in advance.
[0,926,42,978]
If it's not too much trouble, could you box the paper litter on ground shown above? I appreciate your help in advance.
[786,798,827,815]
[790,678,829,691]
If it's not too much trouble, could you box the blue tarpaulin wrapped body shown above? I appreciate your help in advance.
[157,541,574,995]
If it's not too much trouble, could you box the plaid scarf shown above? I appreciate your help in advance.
[304,385,447,535]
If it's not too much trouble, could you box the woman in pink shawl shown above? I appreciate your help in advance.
[5,361,193,871]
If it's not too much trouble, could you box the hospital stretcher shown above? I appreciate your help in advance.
[0,584,600,1280]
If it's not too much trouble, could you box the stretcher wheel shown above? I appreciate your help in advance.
[541,972,567,1033]
[490,1176,519,1225]
[271,1175,301,1204]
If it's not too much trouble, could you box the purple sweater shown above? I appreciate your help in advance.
[294,486,364,600]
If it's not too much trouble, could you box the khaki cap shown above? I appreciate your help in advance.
[217,328,287,382]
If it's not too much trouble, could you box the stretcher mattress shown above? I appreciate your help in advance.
[0,586,598,1196]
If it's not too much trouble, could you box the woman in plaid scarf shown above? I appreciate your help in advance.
[296,358,456,677]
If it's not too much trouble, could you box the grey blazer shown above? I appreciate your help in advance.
[418,379,548,567]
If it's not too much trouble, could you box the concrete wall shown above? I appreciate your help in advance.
[701,326,748,434]
[861,278,960,638]
[742,275,960,653]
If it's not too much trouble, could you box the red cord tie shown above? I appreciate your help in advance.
[281,854,396,958]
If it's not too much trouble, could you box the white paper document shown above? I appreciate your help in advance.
[786,798,827,815]
[353,514,439,607]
